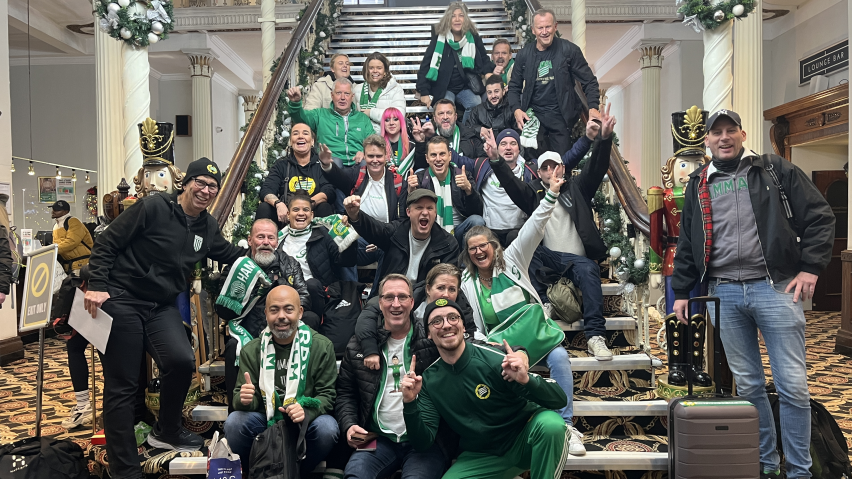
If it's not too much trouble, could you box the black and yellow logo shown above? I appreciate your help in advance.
[207,164,218,174]
[436,298,448,307]
[474,383,490,399]
[289,176,317,195]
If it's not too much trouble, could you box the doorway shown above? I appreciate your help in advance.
[812,170,847,311]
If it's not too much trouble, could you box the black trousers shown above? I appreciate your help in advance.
[67,332,90,392]
[100,288,196,479]
[256,200,335,228]
[492,228,520,248]
[533,109,576,156]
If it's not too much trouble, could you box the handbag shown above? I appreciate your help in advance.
[453,49,485,96]
[485,303,564,365]
[547,278,583,324]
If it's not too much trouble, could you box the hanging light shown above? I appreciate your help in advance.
[28,162,34,175]
[85,171,90,183]
[56,167,61,179]
[10,161,14,173]
[72,169,77,182]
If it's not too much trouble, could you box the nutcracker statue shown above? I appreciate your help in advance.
[649,106,712,392]
[133,117,184,197]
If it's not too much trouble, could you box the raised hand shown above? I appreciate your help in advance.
[585,119,600,141]
[400,354,422,403]
[500,340,529,384]
[514,109,530,130]
[343,195,362,221]
[411,116,426,143]
[240,372,256,406]
[600,103,616,140]
[407,167,419,193]
[286,86,302,103]
[282,402,305,423]
[483,129,498,161]
[318,143,333,168]
[549,170,566,194]
[493,65,504,76]
[455,165,472,194]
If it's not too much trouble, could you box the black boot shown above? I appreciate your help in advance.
[689,314,713,387]
[665,313,689,386]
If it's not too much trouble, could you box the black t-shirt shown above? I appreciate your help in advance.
[389,139,400,161]
[447,49,467,94]
[530,45,558,112]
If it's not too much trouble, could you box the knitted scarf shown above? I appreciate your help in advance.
[426,31,476,82]
[500,59,514,85]
[446,125,461,152]
[359,84,383,109]
[259,323,320,425]
[216,256,271,315]
[393,146,417,178]
[278,214,359,252]
[430,166,454,233]
[520,108,539,149]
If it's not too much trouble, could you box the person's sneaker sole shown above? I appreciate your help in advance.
[146,434,203,452]
[588,349,613,361]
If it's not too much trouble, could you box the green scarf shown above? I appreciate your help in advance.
[259,323,320,425]
[430,166,455,233]
[501,59,514,85]
[216,256,271,315]
[448,125,460,152]
[476,271,531,324]
[228,320,254,367]
[426,31,476,82]
[520,108,539,149]
[278,214,359,253]
[359,84,383,109]
[393,143,417,178]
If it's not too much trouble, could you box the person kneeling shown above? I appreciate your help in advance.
[224,285,339,475]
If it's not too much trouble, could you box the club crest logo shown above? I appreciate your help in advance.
[474,383,490,399]
[207,164,218,174]
[193,235,203,252]
[435,298,448,307]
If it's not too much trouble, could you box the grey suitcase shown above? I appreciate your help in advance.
[668,296,760,478]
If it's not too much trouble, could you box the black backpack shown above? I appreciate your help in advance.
[767,384,852,478]
[0,437,87,479]
[248,415,312,479]
[321,281,365,359]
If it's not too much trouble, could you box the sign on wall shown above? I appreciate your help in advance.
[38,176,76,203]
[799,39,848,85]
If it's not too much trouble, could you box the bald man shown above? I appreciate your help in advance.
[223,285,339,474]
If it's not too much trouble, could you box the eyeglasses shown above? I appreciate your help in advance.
[380,293,412,304]
[428,313,461,328]
[467,242,492,254]
[192,177,219,194]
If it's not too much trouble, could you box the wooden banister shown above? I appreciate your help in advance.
[209,0,325,228]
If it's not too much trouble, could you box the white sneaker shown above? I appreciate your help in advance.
[586,335,613,361]
[61,404,92,429]
[568,426,586,456]
[542,302,554,319]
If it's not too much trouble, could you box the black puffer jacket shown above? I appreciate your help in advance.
[414,166,483,220]
[464,98,517,140]
[301,228,358,286]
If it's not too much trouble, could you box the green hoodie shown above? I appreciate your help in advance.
[288,99,373,167]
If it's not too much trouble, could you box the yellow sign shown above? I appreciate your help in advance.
[19,245,58,332]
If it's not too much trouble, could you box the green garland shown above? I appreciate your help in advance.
[503,0,535,45]
[95,0,175,48]
[297,0,342,87]
[677,0,755,31]
[593,190,650,286]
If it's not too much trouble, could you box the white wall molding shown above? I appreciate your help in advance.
[160,73,191,82]
[541,0,678,22]
[9,55,95,67]
[593,25,643,77]
[607,68,643,98]
[173,4,302,32]
[8,0,92,55]
[212,72,239,95]
[209,35,256,90]
[763,0,843,40]
[150,68,163,81]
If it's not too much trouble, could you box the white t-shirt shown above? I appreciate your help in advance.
[481,159,528,230]
[544,200,586,256]
[376,336,408,440]
[405,231,431,282]
[360,172,389,223]
[281,230,313,280]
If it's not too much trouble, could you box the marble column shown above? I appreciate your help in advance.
[703,21,734,114]
[260,0,276,87]
[571,0,587,56]
[97,27,126,193]
[240,91,265,169]
[733,2,763,148]
[186,50,216,162]
[635,41,666,191]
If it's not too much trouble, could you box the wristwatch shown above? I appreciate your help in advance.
[274,200,283,208]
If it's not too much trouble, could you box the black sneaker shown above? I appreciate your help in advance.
[146,425,203,451]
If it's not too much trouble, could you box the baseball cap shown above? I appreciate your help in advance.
[537,151,563,169]
[406,188,438,206]
[705,109,742,132]
[50,200,71,212]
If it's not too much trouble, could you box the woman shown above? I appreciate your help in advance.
[353,52,406,134]
[381,107,415,177]
[458,176,587,457]
[416,2,497,124]
[304,53,351,111]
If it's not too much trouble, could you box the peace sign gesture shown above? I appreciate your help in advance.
[400,354,422,403]
[411,117,426,143]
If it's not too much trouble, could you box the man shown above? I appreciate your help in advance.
[402,299,568,479]
[50,199,94,275]
[224,285,338,475]
[304,53,351,111]
[464,75,516,140]
[84,158,245,479]
[488,38,514,86]
[216,219,317,400]
[343,189,459,295]
[412,100,485,172]
[672,110,835,479]
[488,107,615,361]
[508,9,599,155]
[409,136,484,246]
[336,274,449,479]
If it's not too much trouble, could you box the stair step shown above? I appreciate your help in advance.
[330,37,511,48]
[342,3,505,13]
[556,316,635,332]
[198,359,225,376]
[169,457,207,475]
[573,400,668,417]
[563,451,668,471]
[328,46,518,55]
[345,73,418,81]
[335,23,510,33]
[191,405,229,421]
[567,354,662,372]
[333,31,515,41]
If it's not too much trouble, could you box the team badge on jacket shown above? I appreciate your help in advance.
[194,235,203,252]
[475,383,491,399]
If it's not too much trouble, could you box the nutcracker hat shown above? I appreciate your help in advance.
[670,106,708,157]
[138,117,176,166]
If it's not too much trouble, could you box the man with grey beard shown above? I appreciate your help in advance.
[411,99,485,171]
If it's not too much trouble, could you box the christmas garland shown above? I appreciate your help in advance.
[677,0,756,32]
[296,0,343,87]
[593,189,650,288]
[95,0,175,48]
[503,0,535,45]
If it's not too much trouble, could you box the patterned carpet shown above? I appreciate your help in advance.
[1,310,850,478]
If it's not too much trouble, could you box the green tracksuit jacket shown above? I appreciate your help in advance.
[287,99,373,167]
[402,342,567,456]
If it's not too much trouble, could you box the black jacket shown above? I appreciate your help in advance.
[416,33,495,101]
[295,228,358,286]
[259,152,335,203]
[322,163,408,221]
[507,38,600,126]
[0,226,13,294]
[672,153,835,298]
[413,124,486,172]
[492,136,611,261]
[215,250,311,339]
[88,192,244,303]
[350,214,460,297]
[464,98,517,139]
[414,167,483,220]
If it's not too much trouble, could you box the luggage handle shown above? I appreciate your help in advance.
[685,295,726,398]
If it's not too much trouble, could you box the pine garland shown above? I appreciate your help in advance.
[677,0,756,31]
[593,190,650,286]
[296,0,343,87]
[503,0,535,45]
[94,0,175,48]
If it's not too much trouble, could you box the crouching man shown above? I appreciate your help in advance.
[224,285,339,474]
[402,299,569,479]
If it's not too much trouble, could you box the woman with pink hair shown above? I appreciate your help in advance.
[381,107,416,176]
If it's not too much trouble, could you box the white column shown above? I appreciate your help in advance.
[240,91,266,169]
[703,21,734,114]
[122,45,151,182]
[260,0,276,88]
[571,0,587,56]
[96,27,126,195]
[733,2,763,150]
[636,41,666,191]
[186,51,216,161]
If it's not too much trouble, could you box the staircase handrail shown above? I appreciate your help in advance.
[209,0,325,228]
[523,0,543,14]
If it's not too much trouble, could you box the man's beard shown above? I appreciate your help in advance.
[438,123,456,138]
[253,248,276,267]
[270,320,298,339]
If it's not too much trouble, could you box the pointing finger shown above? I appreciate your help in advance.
[503,339,513,355]
[410,354,417,375]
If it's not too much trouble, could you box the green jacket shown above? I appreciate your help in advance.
[233,328,338,417]
[403,342,567,456]
[288,99,373,167]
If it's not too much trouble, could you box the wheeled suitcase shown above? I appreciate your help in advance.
[668,296,760,478]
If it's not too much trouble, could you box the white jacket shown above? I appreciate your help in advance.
[353,76,407,134]
[461,189,559,340]
[303,75,334,111]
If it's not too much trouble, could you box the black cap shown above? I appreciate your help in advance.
[184,157,222,187]
[406,188,437,206]
[50,200,71,212]
[705,109,742,132]
[423,298,465,325]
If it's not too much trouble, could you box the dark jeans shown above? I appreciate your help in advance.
[533,109,573,156]
[530,244,606,339]
[343,436,448,479]
[256,200,335,227]
[491,228,520,248]
[100,288,197,479]
[67,331,90,392]
[306,278,327,322]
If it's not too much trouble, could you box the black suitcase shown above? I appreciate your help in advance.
[668,296,760,478]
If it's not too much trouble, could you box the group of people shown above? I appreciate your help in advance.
[64,3,834,479]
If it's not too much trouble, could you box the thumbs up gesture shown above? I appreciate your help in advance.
[407,167,419,194]
[500,340,530,384]
[455,165,472,194]
[240,372,256,405]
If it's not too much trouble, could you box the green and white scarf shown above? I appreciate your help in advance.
[359,84,383,109]
[520,108,539,149]
[228,320,255,367]
[430,166,455,233]
[278,214,359,253]
[216,256,271,315]
[447,125,461,152]
[259,323,319,425]
[394,147,417,178]
[426,31,476,82]
[500,59,514,85]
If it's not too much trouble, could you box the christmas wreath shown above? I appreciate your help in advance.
[95,0,175,48]
[677,0,756,32]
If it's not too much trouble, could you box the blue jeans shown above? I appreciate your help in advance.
[223,411,340,475]
[707,277,812,478]
[536,346,574,423]
[343,436,448,479]
[453,215,485,249]
[444,89,481,125]
[529,244,607,339]
[339,237,385,284]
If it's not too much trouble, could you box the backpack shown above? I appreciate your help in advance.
[50,275,85,334]
[0,437,87,479]
[321,281,365,359]
[351,165,405,196]
[57,217,93,273]
[766,384,852,478]
[248,416,309,479]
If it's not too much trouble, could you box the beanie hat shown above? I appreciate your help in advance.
[496,128,521,145]
[185,157,222,187]
[423,298,465,326]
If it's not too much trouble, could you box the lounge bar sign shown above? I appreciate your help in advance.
[799,40,848,85]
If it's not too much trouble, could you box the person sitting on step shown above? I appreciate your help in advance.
[410,100,485,172]
[381,107,416,177]
[464,74,517,141]
[304,53,352,111]
[353,52,407,134]
[485,38,514,87]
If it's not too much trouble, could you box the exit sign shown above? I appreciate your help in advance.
[799,40,848,85]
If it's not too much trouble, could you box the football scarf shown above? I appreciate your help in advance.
[259,323,319,425]
[426,31,476,81]
[430,166,455,233]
